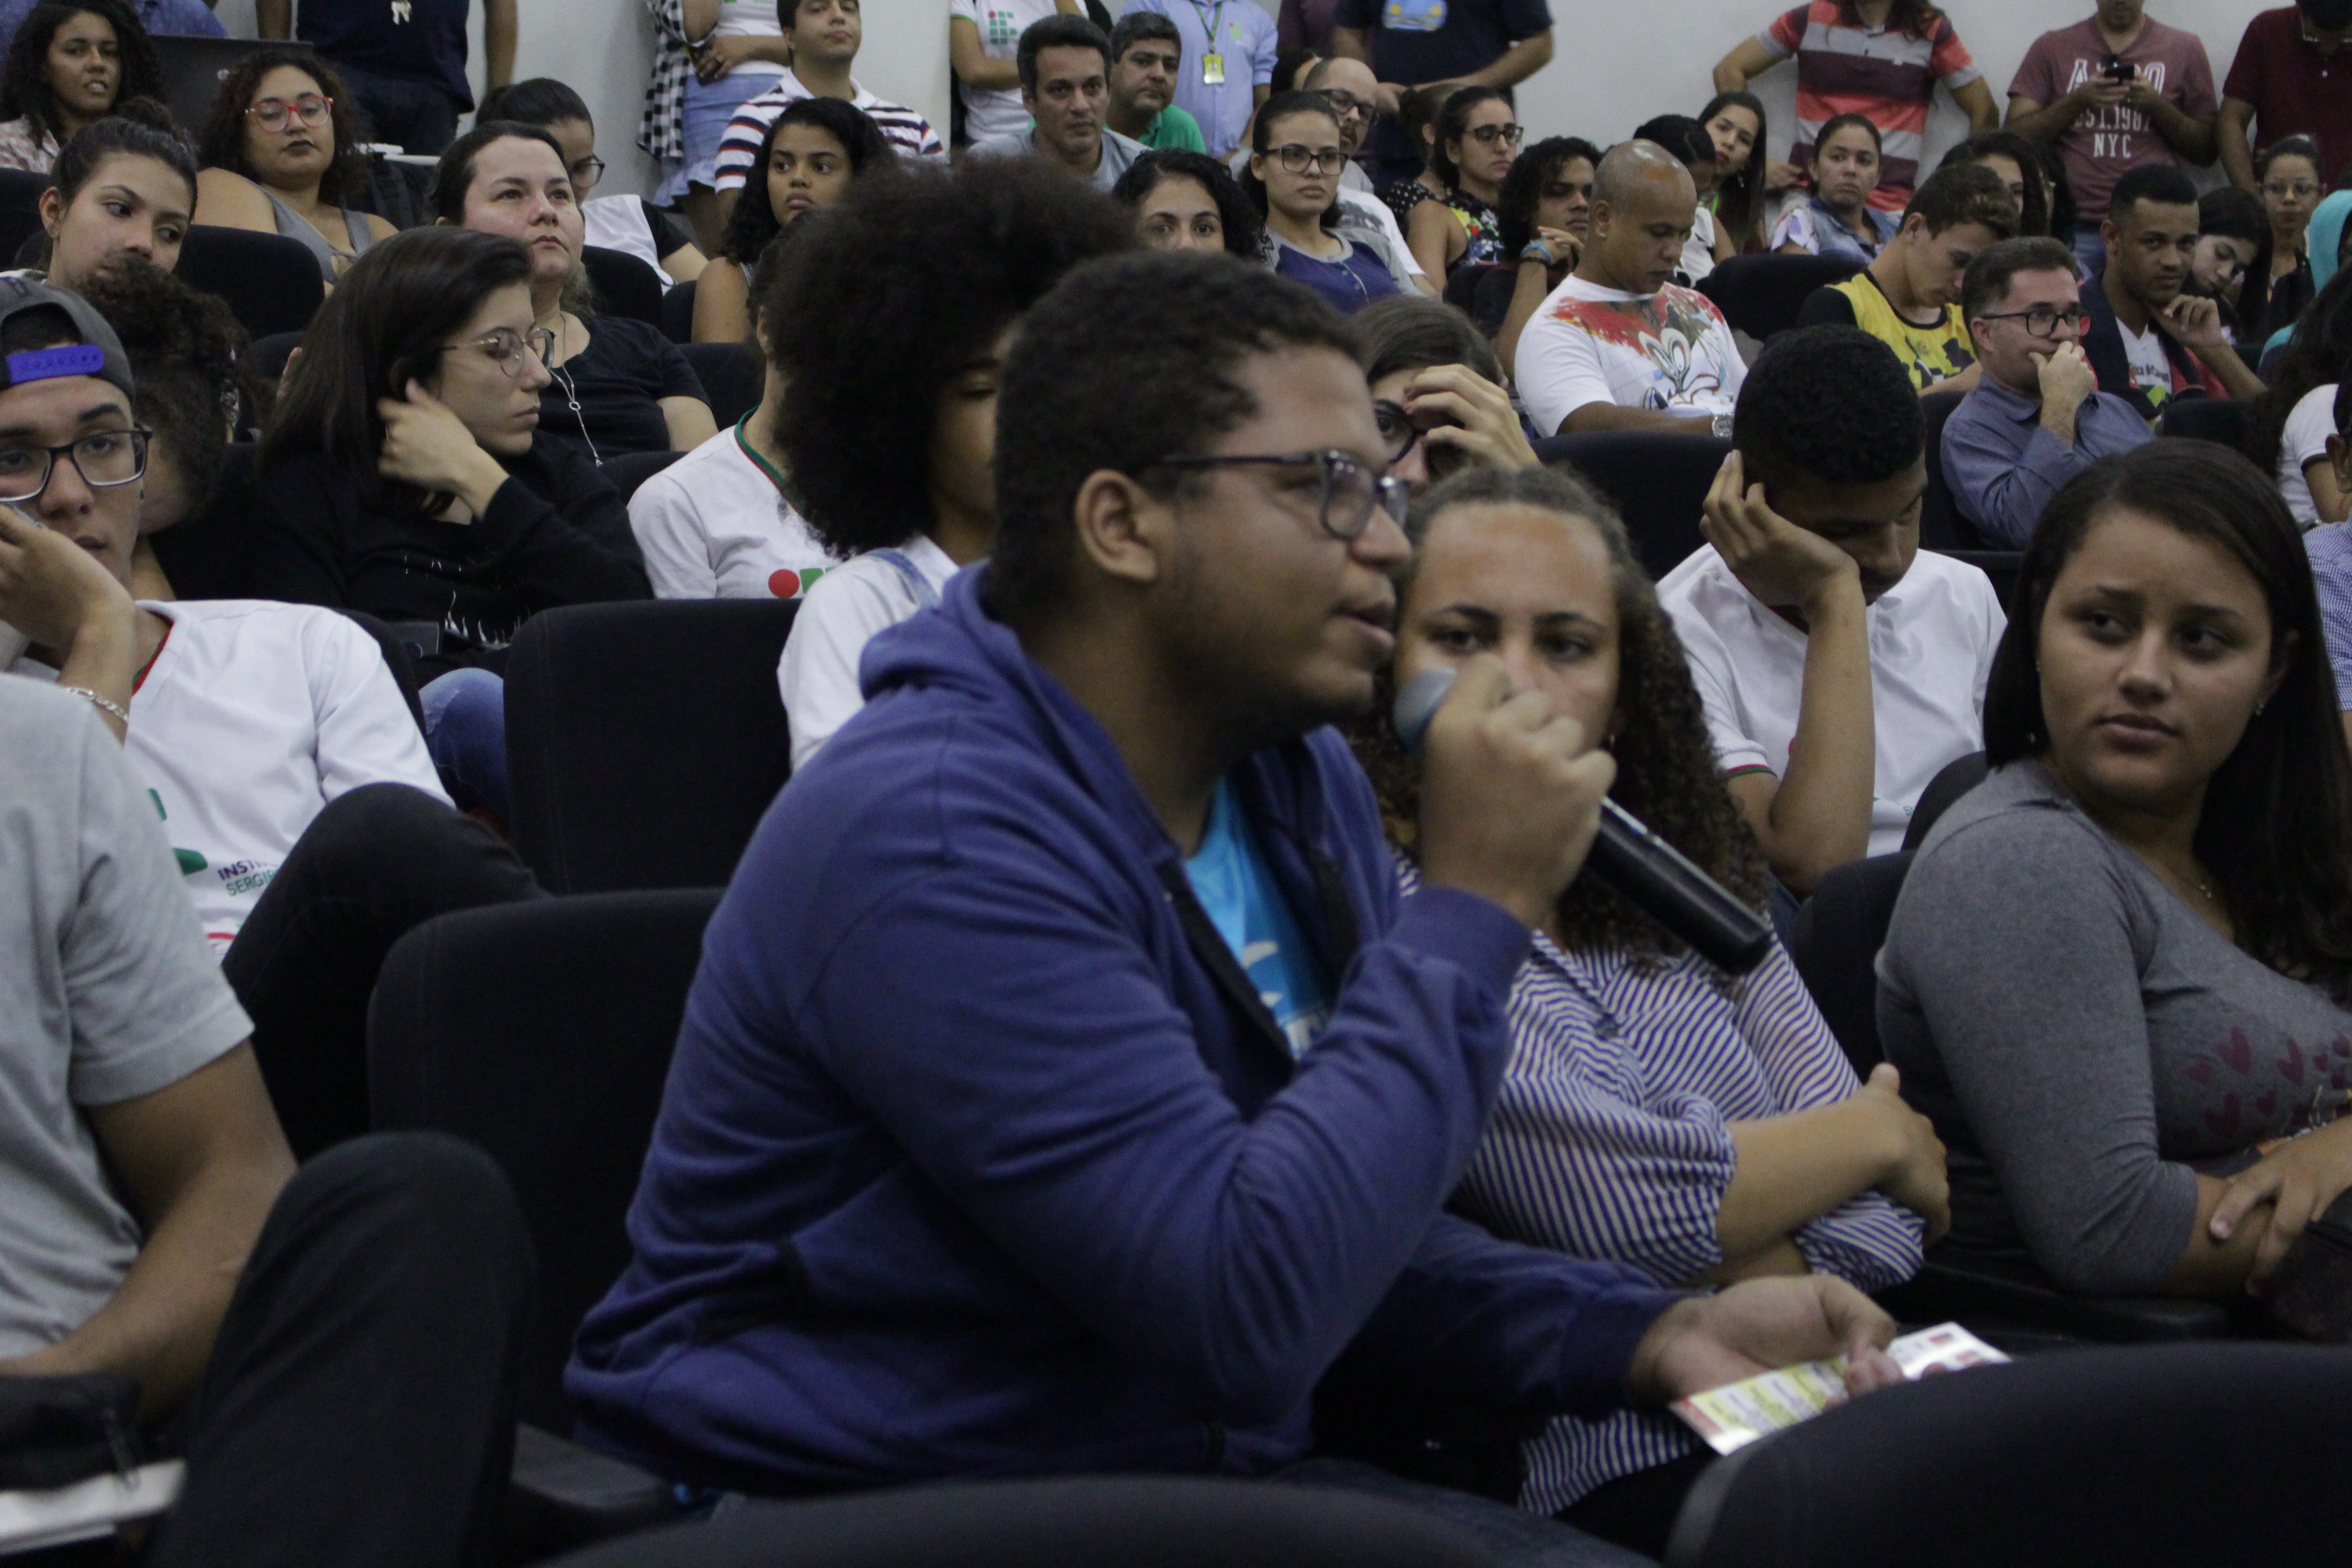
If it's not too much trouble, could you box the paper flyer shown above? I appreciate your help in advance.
[1671,1322,2009,1455]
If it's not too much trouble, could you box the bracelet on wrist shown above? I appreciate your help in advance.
[59,685,129,725]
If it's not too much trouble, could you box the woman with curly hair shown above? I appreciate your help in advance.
[1110,147,1262,259]
[1349,462,1934,1554]
[0,0,161,172]
[1475,134,1597,369]
[193,48,394,281]
[772,157,1131,767]
[691,95,892,344]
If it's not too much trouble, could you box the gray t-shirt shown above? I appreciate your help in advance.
[965,126,1146,192]
[1879,760,2352,1295]
[0,678,251,1355]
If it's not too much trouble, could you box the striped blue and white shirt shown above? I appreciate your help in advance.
[1455,923,1925,1514]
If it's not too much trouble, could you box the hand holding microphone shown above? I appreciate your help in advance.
[1410,655,1618,934]
[1396,664,1774,974]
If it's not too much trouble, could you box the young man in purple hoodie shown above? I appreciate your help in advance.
[569,250,1899,1547]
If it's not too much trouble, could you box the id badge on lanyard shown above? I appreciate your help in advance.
[1193,0,1228,82]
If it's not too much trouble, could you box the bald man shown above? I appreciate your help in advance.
[1516,140,1747,436]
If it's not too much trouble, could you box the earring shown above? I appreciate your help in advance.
[2257,697,2268,715]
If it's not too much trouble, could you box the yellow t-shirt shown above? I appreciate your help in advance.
[1821,273,1975,391]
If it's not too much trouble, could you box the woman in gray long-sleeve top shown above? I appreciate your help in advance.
[1879,441,2352,1306]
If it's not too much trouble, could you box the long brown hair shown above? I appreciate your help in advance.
[1350,465,1769,961]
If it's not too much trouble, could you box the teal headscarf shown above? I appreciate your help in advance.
[2262,190,2352,357]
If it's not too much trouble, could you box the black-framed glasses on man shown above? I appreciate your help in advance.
[1466,122,1524,148]
[569,156,607,194]
[1152,449,1407,541]
[1975,304,2087,338]
[0,428,150,502]
[1318,89,1371,121]
[1272,144,1348,176]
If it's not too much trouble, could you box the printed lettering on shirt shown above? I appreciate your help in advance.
[213,858,277,900]
[2064,58,2168,159]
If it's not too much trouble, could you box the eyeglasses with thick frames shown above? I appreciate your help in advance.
[1465,122,1524,148]
[1317,89,1371,119]
[568,155,607,193]
[248,93,332,132]
[1152,449,1407,541]
[439,328,556,380]
[1270,143,1348,176]
[1976,304,2087,338]
[1372,400,1422,464]
[0,427,150,502]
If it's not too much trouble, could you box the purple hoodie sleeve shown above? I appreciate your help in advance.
[776,798,1671,1425]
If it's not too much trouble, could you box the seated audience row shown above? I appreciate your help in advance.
[569,245,1910,1559]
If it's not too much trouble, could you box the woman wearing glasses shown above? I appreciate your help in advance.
[192,50,393,283]
[2251,137,2327,342]
[434,122,716,460]
[247,227,651,818]
[1241,90,1399,316]
[1402,86,1516,284]
[0,0,162,174]
[1346,295,1535,500]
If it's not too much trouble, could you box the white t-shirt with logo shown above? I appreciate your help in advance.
[1656,545,2006,856]
[1516,274,1747,436]
[950,0,1062,143]
[2279,381,2339,526]
[8,600,448,955]
[775,532,959,770]
[2117,317,2173,407]
[629,418,838,600]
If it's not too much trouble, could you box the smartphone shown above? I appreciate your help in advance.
[2102,55,2134,82]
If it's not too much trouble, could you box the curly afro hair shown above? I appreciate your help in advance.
[1495,135,1600,257]
[1347,462,1769,962]
[1733,324,1923,490]
[772,157,1135,558]
[72,253,261,510]
[196,47,375,205]
[0,0,164,151]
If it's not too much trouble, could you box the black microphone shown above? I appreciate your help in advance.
[1392,666,1774,975]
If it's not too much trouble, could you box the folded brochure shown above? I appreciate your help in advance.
[1671,1322,2009,1455]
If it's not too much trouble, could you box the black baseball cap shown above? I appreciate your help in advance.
[0,274,133,402]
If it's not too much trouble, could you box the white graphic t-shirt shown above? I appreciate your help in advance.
[1516,274,1747,436]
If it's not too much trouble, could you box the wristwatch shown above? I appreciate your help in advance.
[1711,412,1735,438]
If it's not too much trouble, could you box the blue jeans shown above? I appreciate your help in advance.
[420,667,509,822]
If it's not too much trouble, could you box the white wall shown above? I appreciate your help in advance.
[212,0,2278,198]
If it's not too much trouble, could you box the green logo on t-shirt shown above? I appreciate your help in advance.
[149,788,207,877]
